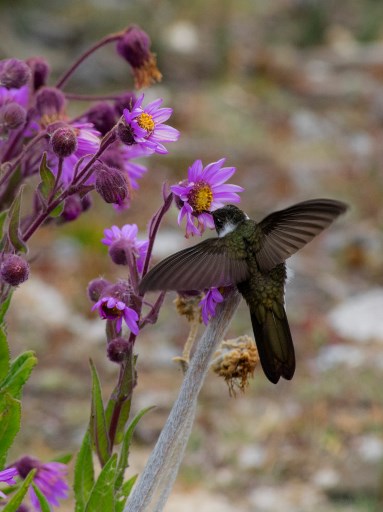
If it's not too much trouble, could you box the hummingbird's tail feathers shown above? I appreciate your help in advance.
[257,199,348,272]
[250,305,295,384]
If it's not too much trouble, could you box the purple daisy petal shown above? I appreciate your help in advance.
[199,287,224,325]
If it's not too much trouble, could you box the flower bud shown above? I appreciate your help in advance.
[0,102,26,131]
[87,277,110,302]
[0,58,31,89]
[94,163,129,205]
[61,195,82,222]
[15,456,38,479]
[26,56,50,91]
[116,26,162,88]
[81,193,92,212]
[85,102,116,136]
[116,119,136,146]
[114,92,137,116]
[108,239,129,266]
[107,337,133,363]
[35,86,66,118]
[50,126,78,158]
[1,254,29,287]
[103,280,132,305]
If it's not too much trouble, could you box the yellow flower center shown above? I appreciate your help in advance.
[188,181,213,214]
[137,112,155,133]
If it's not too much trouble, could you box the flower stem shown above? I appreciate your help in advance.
[55,32,123,89]
[141,190,173,279]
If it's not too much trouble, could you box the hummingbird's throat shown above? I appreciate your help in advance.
[187,181,213,214]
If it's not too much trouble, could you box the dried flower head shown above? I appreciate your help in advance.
[173,291,203,322]
[116,26,162,88]
[211,335,259,396]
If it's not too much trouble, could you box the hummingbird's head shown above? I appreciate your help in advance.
[211,205,247,237]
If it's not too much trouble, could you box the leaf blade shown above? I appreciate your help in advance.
[74,430,94,512]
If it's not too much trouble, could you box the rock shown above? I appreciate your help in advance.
[328,288,383,343]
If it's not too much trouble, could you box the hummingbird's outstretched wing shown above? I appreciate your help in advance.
[139,237,249,294]
[256,199,348,272]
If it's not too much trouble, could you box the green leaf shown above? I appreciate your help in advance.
[0,351,37,399]
[0,392,21,467]
[0,209,7,237]
[115,406,154,491]
[84,454,117,512]
[116,474,137,512]
[54,453,73,465]
[7,185,27,253]
[74,431,94,512]
[31,483,51,512]
[38,153,64,218]
[2,469,36,512]
[39,153,55,196]
[89,360,110,466]
[0,326,10,382]
[0,291,13,326]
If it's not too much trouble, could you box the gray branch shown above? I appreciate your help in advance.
[124,288,241,512]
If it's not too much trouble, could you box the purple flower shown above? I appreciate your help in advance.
[0,467,18,499]
[122,93,179,154]
[171,158,243,237]
[92,296,139,334]
[199,287,224,325]
[102,224,148,272]
[48,121,101,185]
[15,456,68,510]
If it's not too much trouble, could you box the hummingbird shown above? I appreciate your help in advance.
[139,199,348,384]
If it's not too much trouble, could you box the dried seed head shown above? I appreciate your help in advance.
[174,291,203,322]
[211,335,259,396]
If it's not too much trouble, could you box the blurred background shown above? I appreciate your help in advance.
[2,0,383,510]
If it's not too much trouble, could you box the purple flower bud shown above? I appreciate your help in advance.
[85,102,116,136]
[61,195,83,222]
[0,58,31,89]
[26,56,50,91]
[94,163,130,205]
[87,277,110,302]
[50,126,78,158]
[108,240,130,266]
[0,102,27,131]
[1,254,29,287]
[116,119,136,145]
[107,337,133,363]
[15,456,37,479]
[35,86,66,118]
[81,193,92,212]
[114,92,137,116]
[116,26,162,89]
[15,505,29,512]
[104,281,133,305]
